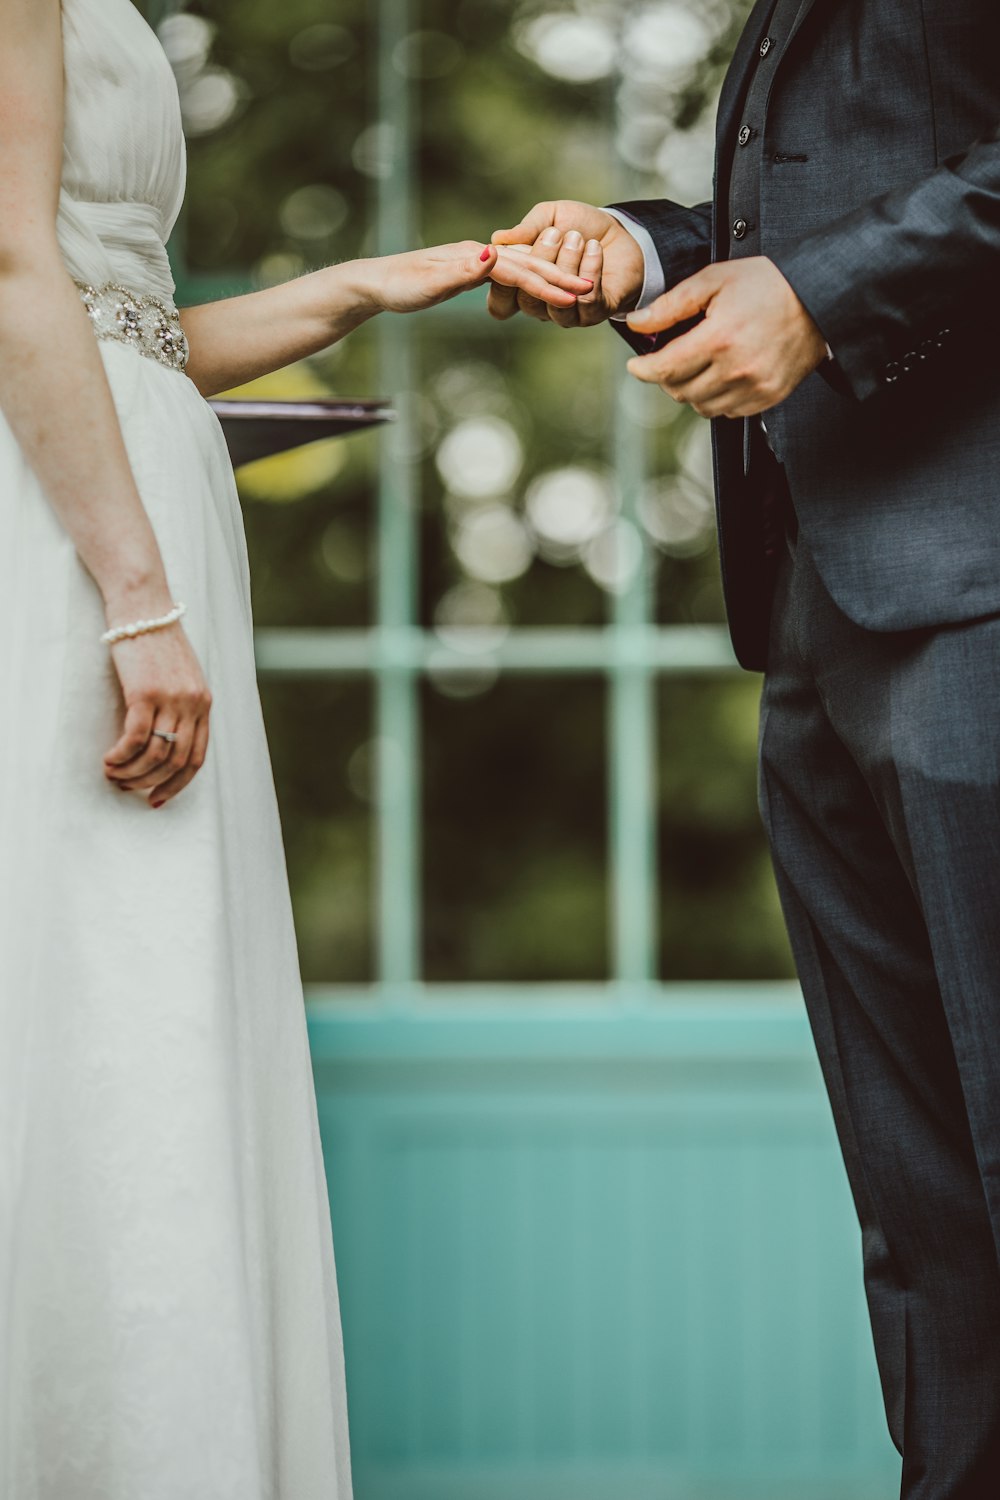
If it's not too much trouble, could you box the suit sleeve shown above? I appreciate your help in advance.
[604,198,713,357]
[771,124,1000,402]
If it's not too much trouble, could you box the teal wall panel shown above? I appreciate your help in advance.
[309,1000,901,1500]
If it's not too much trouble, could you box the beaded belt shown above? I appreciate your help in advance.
[75,281,189,373]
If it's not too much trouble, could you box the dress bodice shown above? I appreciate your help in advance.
[59,0,186,302]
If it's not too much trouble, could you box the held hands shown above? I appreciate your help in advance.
[360,240,594,315]
[626,257,828,418]
[488,200,638,325]
[482,204,825,416]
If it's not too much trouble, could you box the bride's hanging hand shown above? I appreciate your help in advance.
[102,618,213,809]
[359,240,593,315]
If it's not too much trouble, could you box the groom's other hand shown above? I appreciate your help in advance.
[626,258,828,419]
[488,201,643,327]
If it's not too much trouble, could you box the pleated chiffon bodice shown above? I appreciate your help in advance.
[59,0,185,301]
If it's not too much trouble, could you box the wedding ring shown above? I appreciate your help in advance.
[152,729,180,744]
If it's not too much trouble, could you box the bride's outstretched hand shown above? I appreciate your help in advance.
[361,241,593,315]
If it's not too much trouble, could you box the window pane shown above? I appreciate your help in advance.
[416,329,619,630]
[238,391,377,634]
[259,680,374,984]
[178,0,374,279]
[657,677,795,981]
[422,677,608,981]
[640,403,728,628]
[416,0,617,248]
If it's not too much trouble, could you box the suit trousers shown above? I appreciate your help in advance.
[758,501,1000,1500]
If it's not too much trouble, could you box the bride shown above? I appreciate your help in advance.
[0,1,597,1496]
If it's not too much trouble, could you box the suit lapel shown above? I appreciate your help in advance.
[784,0,824,54]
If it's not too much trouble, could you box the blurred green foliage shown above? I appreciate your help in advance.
[161,0,794,987]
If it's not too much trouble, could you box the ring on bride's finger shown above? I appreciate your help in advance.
[152,729,180,744]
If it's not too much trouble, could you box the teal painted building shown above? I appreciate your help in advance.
[310,1001,899,1499]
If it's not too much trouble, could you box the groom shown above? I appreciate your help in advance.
[490,2,1000,1495]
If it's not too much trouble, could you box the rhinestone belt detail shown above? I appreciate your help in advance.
[76,281,189,373]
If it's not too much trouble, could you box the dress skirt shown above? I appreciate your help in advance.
[0,340,353,1500]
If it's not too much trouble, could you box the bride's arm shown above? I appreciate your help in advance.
[0,0,211,807]
[179,242,594,399]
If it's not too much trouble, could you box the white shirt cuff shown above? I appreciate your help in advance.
[604,207,666,322]
[605,205,836,362]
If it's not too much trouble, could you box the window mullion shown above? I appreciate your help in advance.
[374,0,421,997]
[607,93,659,992]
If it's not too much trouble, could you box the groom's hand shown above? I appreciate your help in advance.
[626,258,828,418]
[489,200,643,327]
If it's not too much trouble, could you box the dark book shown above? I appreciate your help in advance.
[208,398,395,469]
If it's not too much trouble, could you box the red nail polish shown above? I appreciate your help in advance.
[151,800,165,809]
[479,248,492,262]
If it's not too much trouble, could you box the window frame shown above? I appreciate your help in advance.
[152,0,788,1011]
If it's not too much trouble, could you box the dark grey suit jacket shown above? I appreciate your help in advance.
[614,0,1000,670]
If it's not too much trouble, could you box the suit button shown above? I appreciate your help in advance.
[733,218,748,240]
[760,36,773,57]
[738,124,752,147]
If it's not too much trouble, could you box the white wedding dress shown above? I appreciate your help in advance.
[0,2,353,1497]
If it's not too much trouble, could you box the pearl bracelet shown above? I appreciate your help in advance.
[100,601,187,646]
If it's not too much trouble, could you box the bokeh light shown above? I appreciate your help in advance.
[280,185,350,242]
[393,30,465,79]
[583,518,644,592]
[514,13,618,82]
[451,505,534,584]
[525,466,619,564]
[352,123,397,181]
[288,24,357,72]
[435,417,524,499]
[434,581,510,650]
[159,15,246,137]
